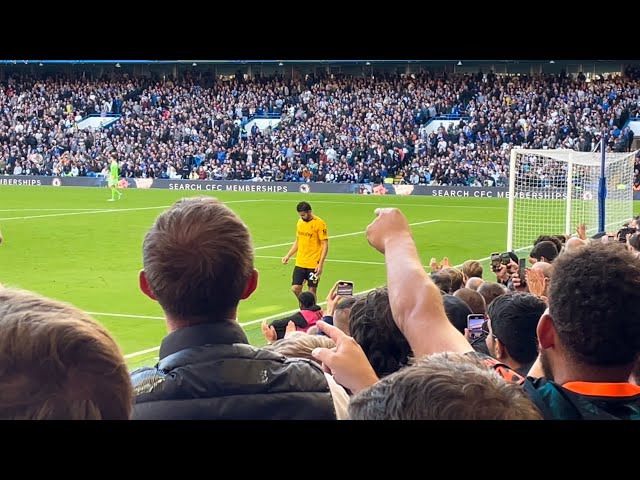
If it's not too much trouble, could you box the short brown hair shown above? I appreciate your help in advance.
[348,352,542,420]
[143,197,254,319]
[442,267,464,292]
[453,288,487,315]
[0,288,132,420]
[462,260,483,279]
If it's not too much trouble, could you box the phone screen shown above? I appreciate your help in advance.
[490,253,501,271]
[518,258,527,287]
[336,281,354,296]
[467,314,485,340]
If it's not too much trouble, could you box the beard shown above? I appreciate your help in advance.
[539,349,554,382]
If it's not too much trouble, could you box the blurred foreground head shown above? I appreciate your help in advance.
[348,352,542,420]
[0,288,132,419]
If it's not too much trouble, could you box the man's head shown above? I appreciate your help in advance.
[462,260,483,280]
[486,293,546,369]
[264,331,335,362]
[348,352,542,420]
[442,294,473,334]
[465,276,484,291]
[296,201,313,222]
[529,240,559,264]
[442,267,464,292]
[539,242,640,382]
[349,288,412,378]
[477,282,509,308]
[564,236,586,253]
[431,270,451,294]
[140,197,258,325]
[333,295,358,335]
[0,288,132,420]
[530,261,553,296]
[453,288,487,315]
[534,235,564,254]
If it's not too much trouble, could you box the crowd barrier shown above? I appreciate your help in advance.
[2,175,639,200]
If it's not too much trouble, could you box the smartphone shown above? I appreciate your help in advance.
[467,314,485,340]
[336,281,354,296]
[490,252,501,272]
[500,252,511,265]
[518,258,527,287]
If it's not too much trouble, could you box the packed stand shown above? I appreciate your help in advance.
[0,69,637,185]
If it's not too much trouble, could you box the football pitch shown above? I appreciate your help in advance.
[1,185,637,370]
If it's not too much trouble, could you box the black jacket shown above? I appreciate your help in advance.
[130,320,337,420]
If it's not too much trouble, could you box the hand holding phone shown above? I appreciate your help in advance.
[490,252,501,272]
[518,258,527,287]
[467,314,485,340]
[336,280,354,296]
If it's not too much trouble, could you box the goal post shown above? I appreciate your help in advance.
[507,148,637,254]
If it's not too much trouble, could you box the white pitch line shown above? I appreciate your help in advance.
[0,199,263,221]
[88,311,165,320]
[0,208,104,212]
[444,220,507,225]
[261,199,506,210]
[255,255,386,266]
[254,219,440,250]
[124,346,161,359]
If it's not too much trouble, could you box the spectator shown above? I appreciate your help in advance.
[454,288,487,316]
[0,287,132,420]
[349,288,412,379]
[348,352,542,420]
[485,293,546,376]
[529,240,559,264]
[268,291,323,339]
[131,196,337,420]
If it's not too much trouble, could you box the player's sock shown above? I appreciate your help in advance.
[111,188,117,200]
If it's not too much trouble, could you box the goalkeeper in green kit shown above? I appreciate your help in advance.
[107,156,123,202]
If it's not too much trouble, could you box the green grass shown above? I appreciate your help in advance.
[1,185,637,370]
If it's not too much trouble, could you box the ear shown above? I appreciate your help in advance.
[240,269,259,300]
[139,270,157,301]
[537,312,556,350]
[494,338,505,360]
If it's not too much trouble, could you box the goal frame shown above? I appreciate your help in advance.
[507,148,637,252]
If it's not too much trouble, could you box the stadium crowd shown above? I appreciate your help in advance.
[0,68,638,187]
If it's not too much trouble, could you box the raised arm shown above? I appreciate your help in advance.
[365,208,473,357]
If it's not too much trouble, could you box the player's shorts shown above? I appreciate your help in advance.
[108,178,117,188]
[292,266,319,288]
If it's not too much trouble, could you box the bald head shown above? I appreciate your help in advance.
[465,277,484,291]
[564,236,586,253]
[531,261,553,280]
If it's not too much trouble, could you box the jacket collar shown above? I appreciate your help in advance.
[159,320,249,360]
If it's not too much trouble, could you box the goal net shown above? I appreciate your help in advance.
[507,148,637,254]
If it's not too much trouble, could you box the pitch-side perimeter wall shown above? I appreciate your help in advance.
[1,175,639,200]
